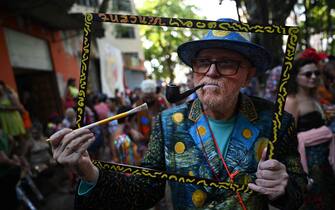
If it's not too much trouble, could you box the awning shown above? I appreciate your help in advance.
[1,0,84,30]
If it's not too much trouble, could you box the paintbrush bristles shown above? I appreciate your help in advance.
[128,103,148,114]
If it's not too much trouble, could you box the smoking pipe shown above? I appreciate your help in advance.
[166,84,204,103]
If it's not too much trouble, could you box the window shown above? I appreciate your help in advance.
[123,52,140,67]
[112,0,132,12]
[114,25,135,39]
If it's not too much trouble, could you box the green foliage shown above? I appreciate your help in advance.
[237,0,335,61]
[137,0,205,80]
[237,0,297,66]
[295,0,335,54]
[295,0,334,33]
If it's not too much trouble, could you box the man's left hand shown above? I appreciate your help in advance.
[248,148,289,200]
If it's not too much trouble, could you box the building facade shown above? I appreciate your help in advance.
[0,0,83,124]
[0,0,147,124]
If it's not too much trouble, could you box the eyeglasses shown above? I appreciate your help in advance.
[300,70,321,78]
[191,59,250,76]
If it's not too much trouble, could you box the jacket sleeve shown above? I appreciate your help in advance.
[74,115,166,210]
[270,114,308,210]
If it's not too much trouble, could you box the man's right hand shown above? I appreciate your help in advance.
[49,128,99,183]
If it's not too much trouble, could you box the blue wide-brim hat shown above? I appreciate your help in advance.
[177,18,272,74]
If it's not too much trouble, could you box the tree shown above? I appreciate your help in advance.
[234,0,297,66]
[137,0,205,81]
[234,0,335,59]
[296,0,335,54]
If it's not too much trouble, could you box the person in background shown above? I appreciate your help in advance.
[0,121,22,210]
[45,112,62,138]
[318,61,335,105]
[130,87,141,104]
[114,88,120,98]
[106,98,118,161]
[240,77,261,97]
[0,81,26,155]
[156,85,170,109]
[110,106,144,165]
[318,61,335,134]
[299,48,329,71]
[285,58,335,210]
[64,78,78,109]
[124,89,132,106]
[94,93,110,120]
[85,94,104,160]
[263,65,282,103]
[135,79,165,145]
[107,98,118,135]
[62,108,77,129]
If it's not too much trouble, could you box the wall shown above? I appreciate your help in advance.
[0,15,81,91]
[0,27,16,90]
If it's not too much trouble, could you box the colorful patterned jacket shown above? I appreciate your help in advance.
[75,94,307,210]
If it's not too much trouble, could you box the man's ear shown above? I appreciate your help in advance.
[244,67,256,86]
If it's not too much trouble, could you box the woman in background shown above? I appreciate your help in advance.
[285,58,335,210]
[0,81,26,155]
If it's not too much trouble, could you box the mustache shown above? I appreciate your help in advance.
[199,81,222,87]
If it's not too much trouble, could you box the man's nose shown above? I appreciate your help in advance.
[205,63,221,77]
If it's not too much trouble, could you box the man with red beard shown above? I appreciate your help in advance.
[49,18,306,210]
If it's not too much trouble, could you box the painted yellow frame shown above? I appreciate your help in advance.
[76,13,299,193]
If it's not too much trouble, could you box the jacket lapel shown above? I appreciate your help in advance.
[188,99,222,179]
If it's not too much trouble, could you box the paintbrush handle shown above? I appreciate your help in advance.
[46,103,147,142]
[80,111,128,130]
[78,103,148,130]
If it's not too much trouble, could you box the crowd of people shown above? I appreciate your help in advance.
[1,23,335,210]
[51,19,335,210]
[0,75,172,210]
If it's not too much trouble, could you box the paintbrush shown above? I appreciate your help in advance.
[46,103,148,142]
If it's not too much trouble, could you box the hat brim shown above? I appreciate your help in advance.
[177,39,272,74]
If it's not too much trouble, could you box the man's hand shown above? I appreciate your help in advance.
[248,148,289,200]
[49,128,99,183]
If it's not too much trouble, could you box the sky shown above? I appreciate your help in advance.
[185,0,239,21]
[135,0,239,21]
[134,0,240,83]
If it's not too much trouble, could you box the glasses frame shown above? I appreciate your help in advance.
[191,58,253,76]
[299,70,321,78]
[191,58,241,76]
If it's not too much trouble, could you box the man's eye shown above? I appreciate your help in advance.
[198,60,210,66]
[217,60,236,67]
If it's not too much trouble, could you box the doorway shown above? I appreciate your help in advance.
[14,68,62,126]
